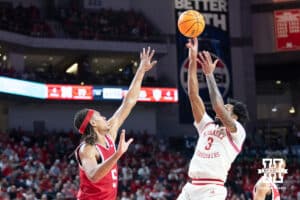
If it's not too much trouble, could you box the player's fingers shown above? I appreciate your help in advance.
[186,43,192,49]
[143,48,145,55]
[193,38,198,46]
[147,46,151,56]
[120,129,125,141]
[150,60,158,67]
[204,51,212,63]
[149,49,155,60]
[140,52,142,59]
[126,138,134,146]
[213,59,219,66]
[199,52,206,63]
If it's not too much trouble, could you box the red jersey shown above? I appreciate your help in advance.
[76,135,118,200]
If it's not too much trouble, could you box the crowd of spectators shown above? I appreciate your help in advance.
[0,128,299,200]
[0,2,161,42]
[0,4,53,38]
[0,64,158,86]
[55,7,158,42]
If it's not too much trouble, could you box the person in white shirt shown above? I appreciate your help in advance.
[177,38,249,200]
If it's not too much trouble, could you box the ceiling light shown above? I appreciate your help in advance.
[49,57,53,61]
[94,58,98,63]
[289,106,295,114]
[119,68,123,72]
[276,80,281,85]
[134,61,138,67]
[80,82,84,85]
[271,107,277,112]
[24,56,27,59]
[2,55,7,61]
[66,63,78,74]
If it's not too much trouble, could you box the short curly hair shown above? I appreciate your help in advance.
[228,99,249,126]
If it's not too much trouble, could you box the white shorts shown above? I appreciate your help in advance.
[177,182,227,200]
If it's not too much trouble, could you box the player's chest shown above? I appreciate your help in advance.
[201,127,227,140]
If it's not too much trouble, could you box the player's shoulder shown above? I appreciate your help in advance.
[79,143,97,158]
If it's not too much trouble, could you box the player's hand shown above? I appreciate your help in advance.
[186,38,199,61]
[198,51,218,75]
[139,46,157,72]
[116,129,133,157]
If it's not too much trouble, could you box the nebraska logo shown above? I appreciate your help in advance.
[258,158,288,184]
[179,53,230,97]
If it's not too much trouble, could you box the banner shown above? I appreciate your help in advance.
[175,0,233,123]
[274,9,300,51]
[93,86,178,103]
[47,84,94,100]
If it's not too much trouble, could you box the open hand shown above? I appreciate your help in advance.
[139,46,157,72]
[198,51,218,75]
[116,129,133,157]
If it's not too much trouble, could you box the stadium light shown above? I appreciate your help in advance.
[66,63,78,74]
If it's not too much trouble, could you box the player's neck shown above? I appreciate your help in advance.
[96,134,107,147]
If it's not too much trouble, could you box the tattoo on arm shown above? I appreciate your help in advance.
[206,74,236,131]
[205,74,224,107]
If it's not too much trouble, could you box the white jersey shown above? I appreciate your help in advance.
[188,113,246,182]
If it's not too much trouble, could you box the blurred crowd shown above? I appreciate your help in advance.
[0,2,160,42]
[0,4,53,37]
[0,128,299,200]
[0,64,158,86]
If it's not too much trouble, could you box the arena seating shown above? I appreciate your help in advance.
[0,129,299,200]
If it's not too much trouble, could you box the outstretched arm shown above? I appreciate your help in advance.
[199,51,236,132]
[186,38,205,123]
[108,47,157,141]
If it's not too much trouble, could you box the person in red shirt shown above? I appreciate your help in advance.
[73,47,157,200]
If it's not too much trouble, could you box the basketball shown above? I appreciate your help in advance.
[177,10,206,38]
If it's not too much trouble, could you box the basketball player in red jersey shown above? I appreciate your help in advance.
[73,47,157,200]
[253,159,286,200]
[177,38,249,200]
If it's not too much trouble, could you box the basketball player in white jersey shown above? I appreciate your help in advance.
[177,38,249,200]
[253,159,286,200]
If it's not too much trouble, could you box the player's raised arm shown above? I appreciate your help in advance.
[108,47,157,141]
[186,38,206,123]
[199,51,237,132]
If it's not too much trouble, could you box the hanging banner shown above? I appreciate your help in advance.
[175,0,233,123]
[274,9,300,51]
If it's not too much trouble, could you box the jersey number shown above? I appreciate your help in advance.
[111,169,117,180]
[205,137,214,150]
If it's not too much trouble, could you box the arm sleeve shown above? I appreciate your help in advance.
[193,113,213,135]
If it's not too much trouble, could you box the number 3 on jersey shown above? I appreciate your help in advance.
[205,137,214,150]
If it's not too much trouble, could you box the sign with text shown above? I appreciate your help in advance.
[47,84,93,100]
[123,87,178,103]
[175,0,233,123]
[93,87,178,102]
[274,9,300,51]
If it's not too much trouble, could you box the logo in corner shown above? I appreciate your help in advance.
[258,158,288,184]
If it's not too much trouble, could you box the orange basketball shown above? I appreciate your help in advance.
[177,10,205,38]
